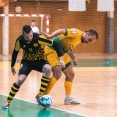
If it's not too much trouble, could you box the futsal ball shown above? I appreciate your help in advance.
[40,95,53,108]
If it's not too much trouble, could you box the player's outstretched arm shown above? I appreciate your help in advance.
[41,29,66,39]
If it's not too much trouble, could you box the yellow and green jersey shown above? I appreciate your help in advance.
[48,28,84,55]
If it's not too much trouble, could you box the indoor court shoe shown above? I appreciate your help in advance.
[35,94,41,105]
[2,102,10,109]
[64,97,80,105]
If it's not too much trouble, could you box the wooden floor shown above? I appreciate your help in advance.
[0,54,117,117]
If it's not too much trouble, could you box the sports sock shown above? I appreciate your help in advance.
[6,83,20,104]
[44,76,57,95]
[64,81,72,99]
[38,76,50,98]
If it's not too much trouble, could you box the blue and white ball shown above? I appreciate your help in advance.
[40,95,53,108]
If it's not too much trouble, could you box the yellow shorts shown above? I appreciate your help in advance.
[44,47,71,68]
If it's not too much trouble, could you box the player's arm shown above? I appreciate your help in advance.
[11,49,19,67]
[41,29,67,39]
[67,48,78,66]
[38,35,62,57]
[52,41,65,68]
[11,40,20,75]
[38,35,65,68]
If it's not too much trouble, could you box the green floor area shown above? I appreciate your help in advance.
[0,95,86,117]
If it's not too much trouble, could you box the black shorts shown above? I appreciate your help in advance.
[18,59,49,76]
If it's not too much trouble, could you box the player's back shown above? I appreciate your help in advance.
[55,28,83,53]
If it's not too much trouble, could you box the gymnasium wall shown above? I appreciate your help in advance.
[114,1,117,53]
[0,0,117,54]
[0,9,3,54]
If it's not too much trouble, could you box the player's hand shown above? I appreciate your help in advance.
[59,57,65,68]
[73,59,78,66]
[41,31,51,39]
[11,67,16,75]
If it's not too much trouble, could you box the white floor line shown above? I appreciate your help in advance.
[0,93,88,117]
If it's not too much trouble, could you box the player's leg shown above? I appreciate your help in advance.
[62,55,80,105]
[63,66,80,105]
[44,48,62,95]
[44,65,61,95]
[2,61,31,109]
[38,64,52,99]
[35,60,53,104]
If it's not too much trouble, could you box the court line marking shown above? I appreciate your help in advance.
[0,93,88,117]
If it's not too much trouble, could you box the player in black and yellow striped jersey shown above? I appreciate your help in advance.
[2,25,65,109]
[41,28,98,105]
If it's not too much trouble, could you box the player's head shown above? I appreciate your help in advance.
[81,29,98,43]
[31,20,36,27]
[22,25,33,42]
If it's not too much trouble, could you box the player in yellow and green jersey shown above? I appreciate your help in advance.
[40,28,98,105]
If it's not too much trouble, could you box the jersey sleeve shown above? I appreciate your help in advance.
[38,35,52,45]
[11,40,20,67]
[14,40,21,51]
[38,35,62,57]
[66,28,83,38]
[11,49,19,67]
[52,41,62,57]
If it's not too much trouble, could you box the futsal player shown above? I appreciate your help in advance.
[2,25,65,109]
[40,28,98,105]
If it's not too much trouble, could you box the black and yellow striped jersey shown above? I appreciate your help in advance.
[11,33,52,67]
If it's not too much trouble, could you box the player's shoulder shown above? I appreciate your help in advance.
[33,33,39,38]
[33,32,47,39]
[39,34,47,39]
[68,28,83,34]
[66,28,78,35]
[16,34,24,41]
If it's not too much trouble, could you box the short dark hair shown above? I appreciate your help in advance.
[31,20,35,22]
[86,29,98,39]
[22,25,32,34]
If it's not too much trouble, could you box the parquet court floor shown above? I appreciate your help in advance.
[0,54,117,117]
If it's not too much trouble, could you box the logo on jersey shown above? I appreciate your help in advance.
[34,43,38,47]
[29,48,33,52]
[23,45,26,48]
[71,29,77,34]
